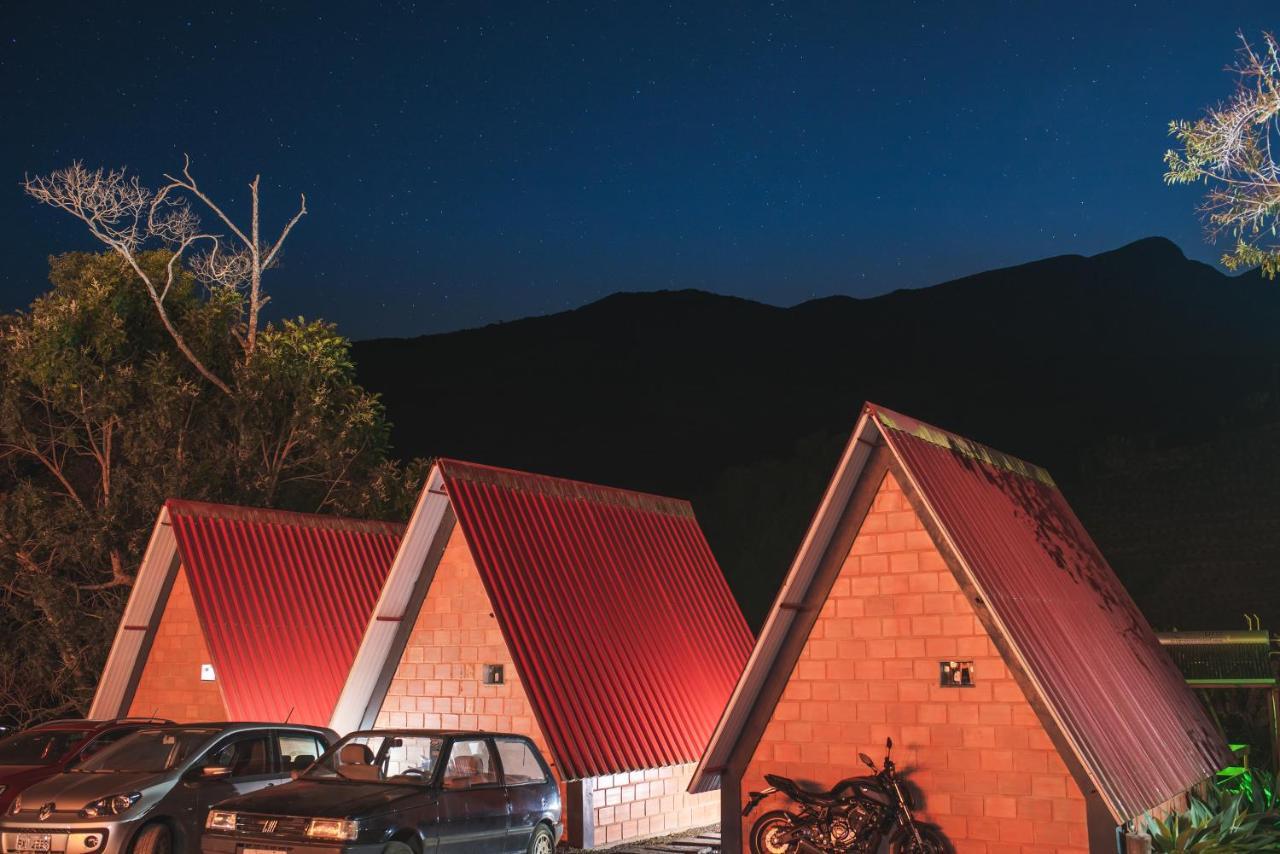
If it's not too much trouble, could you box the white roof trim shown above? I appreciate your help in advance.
[329,465,452,735]
[88,507,181,720]
[689,411,882,793]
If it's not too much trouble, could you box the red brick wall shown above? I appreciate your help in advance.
[589,763,718,846]
[129,566,226,722]
[739,470,1090,853]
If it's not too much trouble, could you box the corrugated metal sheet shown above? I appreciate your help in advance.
[439,459,754,781]
[1157,631,1277,685]
[872,406,1230,821]
[166,500,403,727]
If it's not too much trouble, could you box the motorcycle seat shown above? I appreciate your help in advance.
[763,774,847,806]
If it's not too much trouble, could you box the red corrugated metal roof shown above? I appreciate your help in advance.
[166,499,403,727]
[438,459,754,781]
[870,405,1230,820]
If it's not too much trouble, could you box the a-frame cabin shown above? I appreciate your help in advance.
[691,405,1228,853]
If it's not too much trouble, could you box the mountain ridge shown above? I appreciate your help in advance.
[352,236,1280,631]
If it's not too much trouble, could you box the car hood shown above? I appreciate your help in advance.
[0,766,52,786]
[17,771,172,810]
[215,780,427,818]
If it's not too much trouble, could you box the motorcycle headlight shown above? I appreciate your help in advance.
[305,819,359,841]
[206,810,238,832]
[80,792,141,817]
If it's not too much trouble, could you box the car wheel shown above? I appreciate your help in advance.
[383,842,415,854]
[131,824,171,854]
[527,823,554,854]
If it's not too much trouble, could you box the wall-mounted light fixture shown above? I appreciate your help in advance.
[940,660,974,687]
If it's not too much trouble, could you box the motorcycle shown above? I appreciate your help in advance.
[743,737,946,853]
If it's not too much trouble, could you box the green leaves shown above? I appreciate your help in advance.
[1164,32,1280,279]
[1145,771,1280,852]
[0,251,420,725]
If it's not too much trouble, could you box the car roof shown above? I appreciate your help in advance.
[26,718,167,733]
[177,722,337,735]
[347,728,532,740]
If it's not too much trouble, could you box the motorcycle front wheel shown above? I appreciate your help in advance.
[891,826,948,854]
[750,810,800,854]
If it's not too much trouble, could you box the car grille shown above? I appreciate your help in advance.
[233,814,310,838]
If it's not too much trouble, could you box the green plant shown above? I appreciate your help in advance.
[1146,786,1280,852]
[1216,765,1277,815]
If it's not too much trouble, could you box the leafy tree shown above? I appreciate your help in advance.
[0,252,422,726]
[1166,32,1280,277]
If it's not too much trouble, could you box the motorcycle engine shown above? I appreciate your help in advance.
[824,803,883,851]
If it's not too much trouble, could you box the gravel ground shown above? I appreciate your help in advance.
[557,823,720,852]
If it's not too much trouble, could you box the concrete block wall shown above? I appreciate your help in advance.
[374,526,547,749]
[128,567,227,721]
[588,763,718,846]
[739,470,1090,853]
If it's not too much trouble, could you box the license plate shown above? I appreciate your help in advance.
[15,835,51,852]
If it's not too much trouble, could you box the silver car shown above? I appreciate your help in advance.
[0,724,335,854]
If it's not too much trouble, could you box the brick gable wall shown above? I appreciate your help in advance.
[739,470,1090,853]
[373,524,544,742]
[128,566,227,722]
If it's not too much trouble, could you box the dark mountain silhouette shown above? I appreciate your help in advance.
[352,237,1280,632]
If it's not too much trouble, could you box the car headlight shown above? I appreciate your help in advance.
[8,795,22,816]
[305,819,359,841]
[206,810,238,832]
[80,792,141,817]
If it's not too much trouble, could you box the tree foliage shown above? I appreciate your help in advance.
[0,252,422,726]
[1166,32,1280,277]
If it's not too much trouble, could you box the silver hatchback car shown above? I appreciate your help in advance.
[0,723,335,854]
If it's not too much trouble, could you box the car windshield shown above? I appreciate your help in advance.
[305,734,443,785]
[0,729,91,766]
[77,728,216,773]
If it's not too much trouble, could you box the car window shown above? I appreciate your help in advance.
[79,728,216,773]
[77,728,138,762]
[0,729,91,766]
[278,733,326,773]
[495,739,548,786]
[442,739,498,790]
[206,734,272,778]
[305,734,443,785]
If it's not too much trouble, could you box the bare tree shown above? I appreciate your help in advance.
[1165,31,1280,277]
[23,157,307,392]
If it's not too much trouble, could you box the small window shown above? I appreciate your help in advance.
[279,733,326,773]
[940,660,975,688]
[207,734,272,778]
[443,739,498,790]
[495,739,547,786]
[483,664,505,685]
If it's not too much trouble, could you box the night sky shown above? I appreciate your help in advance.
[3,1,1276,339]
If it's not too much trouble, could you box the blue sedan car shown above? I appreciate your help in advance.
[202,730,561,854]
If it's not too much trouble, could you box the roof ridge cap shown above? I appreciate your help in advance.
[439,458,695,518]
[165,498,405,534]
[869,405,1056,488]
